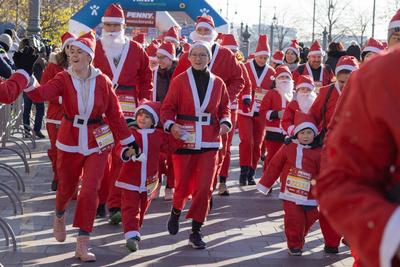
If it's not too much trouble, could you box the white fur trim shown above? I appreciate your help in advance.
[254,51,270,57]
[266,110,274,121]
[125,231,141,240]
[70,40,94,59]
[220,117,232,130]
[56,140,99,155]
[15,69,30,83]
[287,125,295,136]
[242,94,251,100]
[23,76,39,92]
[278,192,318,206]
[120,147,131,162]
[293,122,318,136]
[223,45,239,50]
[388,20,400,29]
[276,72,291,79]
[102,17,125,24]
[115,181,147,192]
[201,141,222,148]
[380,207,400,267]
[136,104,159,126]
[46,119,61,125]
[335,65,357,75]
[266,126,283,133]
[102,40,130,86]
[307,50,323,56]
[284,47,300,56]
[249,60,270,87]
[256,183,270,195]
[273,59,284,65]
[295,145,303,169]
[208,43,219,70]
[61,38,75,50]
[306,62,323,83]
[164,36,179,44]
[120,135,135,146]
[196,22,215,32]
[296,83,315,91]
[164,120,175,132]
[157,48,175,61]
[362,46,382,54]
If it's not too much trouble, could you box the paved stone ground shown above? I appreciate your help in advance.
[0,134,353,267]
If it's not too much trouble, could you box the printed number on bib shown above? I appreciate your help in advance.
[254,87,268,103]
[118,95,136,118]
[181,124,196,149]
[93,124,115,152]
[285,167,312,201]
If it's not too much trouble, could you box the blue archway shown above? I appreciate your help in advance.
[69,0,228,36]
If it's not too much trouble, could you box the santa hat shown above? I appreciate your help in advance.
[182,42,191,53]
[284,39,300,56]
[388,9,400,40]
[61,32,76,50]
[101,4,125,24]
[215,32,223,43]
[164,26,180,44]
[274,65,292,79]
[196,15,216,32]
[221,34,239,50]
[293,112,318,137]
[308,40,323,56]
[362,38,385,54]
[247,53,254,63]
[146,43,159,61]
[135,100,161,126]
[272,50,284,65]
[133,33,145,45]
[255,35,270,57]
[295,75,315,91]
[151,39,161,46]
[335,56,359,75]
[189,41,212,58]
[157,42,176,60]
[70,31,96,59]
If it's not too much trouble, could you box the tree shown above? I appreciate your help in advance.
[347,13,370,47]
[316,0,349,43]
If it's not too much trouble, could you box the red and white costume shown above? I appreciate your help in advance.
[161,67,231,223]
[257,114,320,249]
[25,32,134,232]
[0,70,30,104]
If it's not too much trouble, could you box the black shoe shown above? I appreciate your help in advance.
[96,203,106,218]
[288,248,302,256]
[247,168,256,185]
[167,210,180,235]
[260,154,266,161]
[51,180,58,191]
[34,131,45,139]
[239,166,249,186]
[109,208,122,224]
[189,231,206,249]
[324,246,339,254]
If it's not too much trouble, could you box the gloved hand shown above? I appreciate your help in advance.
[13,46,38,76]
[127,141,141,156]
[284,136,293,145]
[278,110,284,119]
[242,98,251,106]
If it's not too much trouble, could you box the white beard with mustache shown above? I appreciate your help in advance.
[297,91,317,113]
[275,80,294,102]
[101,29,126,60]
[189,30,218,44]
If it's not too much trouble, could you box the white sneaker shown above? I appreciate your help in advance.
[164,188,174,201]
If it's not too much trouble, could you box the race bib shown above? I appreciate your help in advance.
[146,175,159,198]
[285,167,312,201]
[117,95,136,118]
[314,81,323,94]
[181,124,196,149]
[93,124,115,153]
[254,87,268,104]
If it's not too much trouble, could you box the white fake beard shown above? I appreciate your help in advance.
[297,91,317,113]
[276,80,294,101]
[189,30,218,44]
[101,30,126,59]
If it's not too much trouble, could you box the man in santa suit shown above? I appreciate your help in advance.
[238,34,275,186]
[93,3,152,222]
[292,40,334,90]
[316,45,400,267]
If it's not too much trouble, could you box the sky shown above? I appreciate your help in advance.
[207,0,398,41]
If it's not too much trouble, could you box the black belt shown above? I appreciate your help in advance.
[116,85,136,91]
[177,114,214,124]
[63,115,103,125]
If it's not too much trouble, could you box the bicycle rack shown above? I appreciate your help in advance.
[0,147,30,174]
[8,136,32,159]
[0,217,17,251]
[0,183,23,215]
[0,163,24,192]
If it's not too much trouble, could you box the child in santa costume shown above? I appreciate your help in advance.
[283,40,301,72]
[282,75,317,136]
[238,34,275,186]
[41,32,76,192]
[161,41,231,249]
[257,113,320,256]
[258,65,293,173]
[23,31,138,262]
[93,3,153,223]
[270,50,284,69]
[115,100,167,252]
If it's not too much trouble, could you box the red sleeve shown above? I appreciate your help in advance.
[172,52,191,79]
[260,145,288,188]
[308,90,324,127]
[41,63,63,104]
[282,101,296,135]
[224,54,245,103]
[240,63,252,99]
[137,46,153,100]
[316,64,400,267]
[0,72,29,104]
[25,72,65,103]
[218,80,231,126]
[259,91,274,120]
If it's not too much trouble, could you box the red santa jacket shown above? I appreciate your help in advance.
[259,89,290,134]
[161,68,231,150]
[0,70,29,104]
[258,142,321,206]
[292,62,333,88]
[172,43,244,104]
[316,48,400,267]
[282,100,305,136]
[93,40,153,116]
[41,62,64,125]
[25,67,134,156]
[236,63,253,112]
[309,83,339,131]
[241,60,275,116]
[116,128,167,193]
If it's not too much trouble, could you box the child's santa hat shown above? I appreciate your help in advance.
[70,31,96,59]
[157,42,176,61]
[146,43,159,61]
[293,112,318,137]
[335,56,359,75]
[272,50,284,65]
[295,75,315,91]
[189,41,212,59]
[308,40,323,56]
[61,32,76,50]
[164,26,180,44]
[102,4,125,24]
[284,39,300,57]
[221,34,239,51]
[133,33,145,45]
[388,9,400,40]
[274,65,292,79]
[135,100,161,126]
[254,35,270,57]
[362,38,385,54]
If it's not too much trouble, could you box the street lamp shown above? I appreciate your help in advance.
[270,13,277,52]
[27,0,41,37]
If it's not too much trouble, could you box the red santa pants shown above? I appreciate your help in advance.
[158,152,175,188]
[283,200,319,249]
[237,114,266,169]
[98,153,112,204]
[319,212,342,248]
[219,109,238,178]
[56,150,108,232]
[46,123,59,182]
[172,150,218,223]
[263,140,284,172]
[121,189,151,239]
